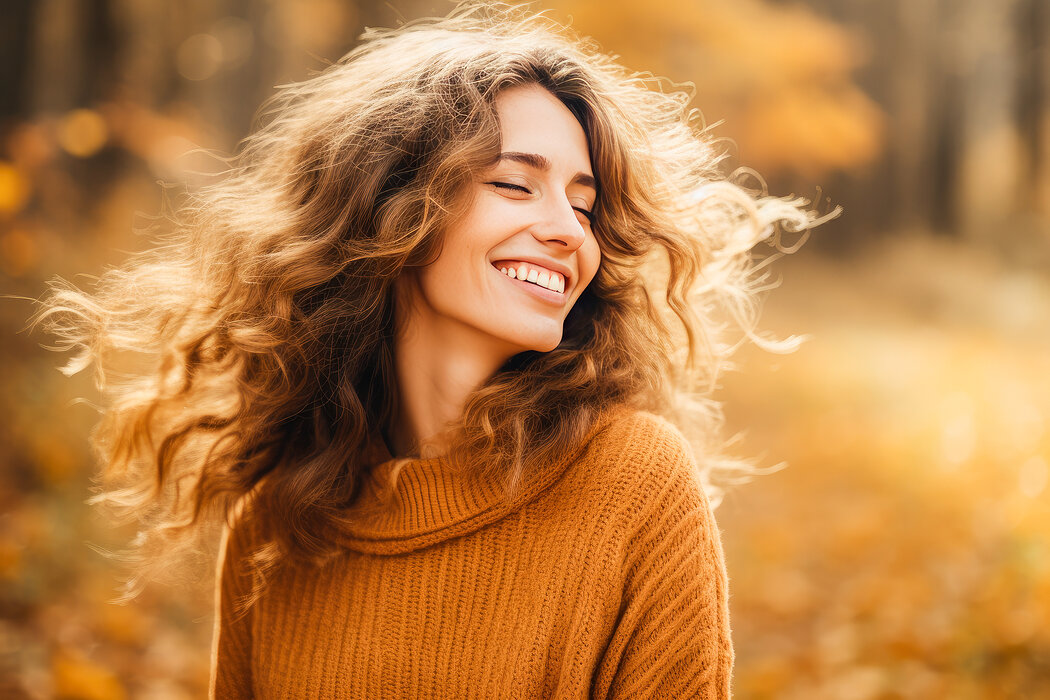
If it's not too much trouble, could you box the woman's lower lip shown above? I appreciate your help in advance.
[492,265,566,306]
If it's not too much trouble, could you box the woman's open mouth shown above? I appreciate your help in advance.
[491,261,567,305]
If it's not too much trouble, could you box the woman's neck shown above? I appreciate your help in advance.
[390,289,516,459]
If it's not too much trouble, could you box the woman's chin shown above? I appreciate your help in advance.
[521,330,563,354]
[530,340,560,353]
[499,332,562,355]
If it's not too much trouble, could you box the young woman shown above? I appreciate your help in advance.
[34,5,827,698]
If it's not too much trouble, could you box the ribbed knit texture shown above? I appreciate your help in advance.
[210,407,733,698]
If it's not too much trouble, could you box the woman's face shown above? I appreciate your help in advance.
[406,83,601,358]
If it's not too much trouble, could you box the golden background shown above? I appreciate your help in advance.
[1,1,1047,697]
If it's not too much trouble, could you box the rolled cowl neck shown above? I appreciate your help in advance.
[328,404,633,555]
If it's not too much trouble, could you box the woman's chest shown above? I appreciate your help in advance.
[248,517,625,699]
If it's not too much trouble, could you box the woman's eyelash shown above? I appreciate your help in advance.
[489,181,531,193]
[573,207,595,224]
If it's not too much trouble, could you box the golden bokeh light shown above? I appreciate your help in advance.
[0,161,31,214]
[57,109,108,158]
[176,33,224,81]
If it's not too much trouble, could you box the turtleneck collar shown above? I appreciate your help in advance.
[331,404,630,555]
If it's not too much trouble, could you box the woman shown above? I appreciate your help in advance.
[34,4,828,698]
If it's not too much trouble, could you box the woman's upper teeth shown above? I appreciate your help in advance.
[496,262,565,293]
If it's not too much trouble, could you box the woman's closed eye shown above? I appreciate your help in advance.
[488,181,594,224]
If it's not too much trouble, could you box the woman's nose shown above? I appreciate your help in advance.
[531,197,587,251]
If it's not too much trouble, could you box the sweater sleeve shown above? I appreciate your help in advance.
[210,513,256,700]
[593,420,734,699]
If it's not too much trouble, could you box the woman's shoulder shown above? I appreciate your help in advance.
[592,407,698,473]
[584,408,722,574]
[585,407,708,510]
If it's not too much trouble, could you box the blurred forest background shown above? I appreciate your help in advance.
[1,0,1048,698]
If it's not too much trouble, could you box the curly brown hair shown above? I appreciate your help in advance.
[30,3,834,597]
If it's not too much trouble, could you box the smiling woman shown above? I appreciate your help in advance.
[29,3,830,698]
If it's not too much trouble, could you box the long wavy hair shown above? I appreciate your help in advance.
[31,3,834,596]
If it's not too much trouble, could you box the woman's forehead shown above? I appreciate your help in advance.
[493,85,593,179]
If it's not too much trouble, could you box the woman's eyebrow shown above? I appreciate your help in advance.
[499,151,597,191]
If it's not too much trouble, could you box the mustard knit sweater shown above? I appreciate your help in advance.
[210,407,733,698]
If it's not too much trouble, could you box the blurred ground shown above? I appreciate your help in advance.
[719,236,1050,699]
